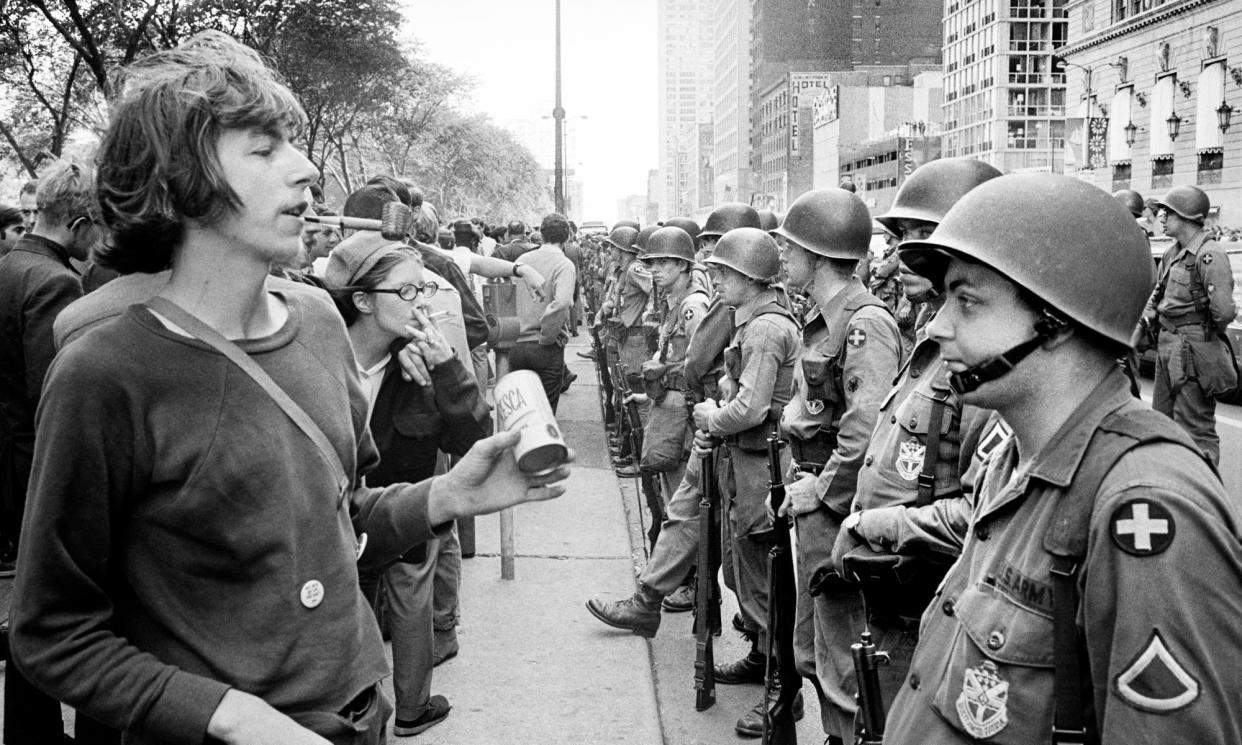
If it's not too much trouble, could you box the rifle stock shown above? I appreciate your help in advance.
[852,630,888,745]
[587,326,616,428]
[694,437,722,711]
[763,435,799,745]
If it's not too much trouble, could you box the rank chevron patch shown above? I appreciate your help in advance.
[1115,629,1200,713]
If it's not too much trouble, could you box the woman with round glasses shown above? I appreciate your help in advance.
[324,231,492,737]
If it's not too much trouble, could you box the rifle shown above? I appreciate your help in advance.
[762,435,799,745]
[618,363,665,552]
[587,324,616,429]
[851,629,888,745]
[693,433,723,711]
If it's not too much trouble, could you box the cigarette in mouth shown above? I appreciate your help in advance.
[424,310,451,320]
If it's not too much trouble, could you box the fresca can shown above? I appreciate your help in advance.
[494,370,568,474]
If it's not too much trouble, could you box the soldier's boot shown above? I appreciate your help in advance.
[585,584,662,639]
[733,676,805,738]
[713,645,767,685]
[661,583,695,613]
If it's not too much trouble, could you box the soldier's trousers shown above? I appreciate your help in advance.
[1153,328,1221,465]
[638,451,705,595]
[793,507,865,739]
[720,446,774,652]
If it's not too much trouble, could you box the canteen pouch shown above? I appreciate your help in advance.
[801,352,838,406]
[641,360,671,403]
[1187,337,1239,399]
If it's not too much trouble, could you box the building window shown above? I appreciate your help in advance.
[1112,162,1132,191]
[1151,155,1174,190]
[1197,150,1223,185]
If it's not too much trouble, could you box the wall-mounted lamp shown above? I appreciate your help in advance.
[1099,104,1109,117]
[1178,80,1192,99]
[1135,91,1148,107]
[1231,67,1242,87]
[1124,121,1138,146]
[1218,101,1234,133]
[1167,112,1183,141]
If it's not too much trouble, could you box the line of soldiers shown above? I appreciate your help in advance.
[581,158,1242,745]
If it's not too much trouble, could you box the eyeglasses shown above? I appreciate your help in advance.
[367,281,438,301]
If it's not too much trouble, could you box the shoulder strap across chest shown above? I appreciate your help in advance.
[1039,404,1215,745]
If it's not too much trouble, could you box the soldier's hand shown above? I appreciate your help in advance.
[717,374,738,402]
[781,473,821,517]
[691,428,716,457]
[692,399,718,431]
[624,392,649,405]
[830,518,865,577]
[764,493,776,522]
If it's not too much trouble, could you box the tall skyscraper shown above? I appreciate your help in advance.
[656,0,715,219]
[747,0,942,202]
[941,0,1069,171]
[711,0,751,206]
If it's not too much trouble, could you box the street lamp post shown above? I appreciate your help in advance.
[553,0,565,214]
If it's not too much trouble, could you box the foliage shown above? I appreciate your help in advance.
[0,0,550,220]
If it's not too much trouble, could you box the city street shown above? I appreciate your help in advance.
[0,343,1237,742]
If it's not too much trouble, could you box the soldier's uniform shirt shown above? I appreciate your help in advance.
[607,258,653,330]
[702,289,799,448]
[858,411,1011,560]
[659,285,709,369]
[854,337,992,514]
[886,371,1242,744]
[778,279,900,737]
[1147,230,1235,327]
[781,279,902,513]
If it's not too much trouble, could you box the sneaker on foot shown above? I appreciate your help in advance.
[394,695,451,736]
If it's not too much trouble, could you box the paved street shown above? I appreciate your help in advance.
[0,342,1239,742]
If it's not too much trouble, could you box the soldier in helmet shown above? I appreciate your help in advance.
[1113,188,1154,237]
[824,158,1004,730]
[882,159,1004,355]
[664,216,711,297]
[881,173,1242,745]
[692,227,802,735]
[773,188,903,745]
[684,203,764,406]
[1140,185,1235,465]
[595,225,653,474]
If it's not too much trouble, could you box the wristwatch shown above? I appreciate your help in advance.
[843,511,864,542]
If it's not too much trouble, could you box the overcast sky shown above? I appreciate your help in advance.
[400,0,658,220]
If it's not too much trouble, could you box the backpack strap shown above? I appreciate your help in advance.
[1041,405,1216,745]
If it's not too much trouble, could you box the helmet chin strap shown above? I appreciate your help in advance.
[949,310,1070,395]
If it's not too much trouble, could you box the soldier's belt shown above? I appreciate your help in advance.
[1159,316,1207,333]
[789,434,836,470]
[793,461,825,476]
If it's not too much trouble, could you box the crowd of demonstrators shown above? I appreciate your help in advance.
[1,30,570,745]
[581,160,1242,744]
